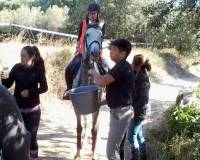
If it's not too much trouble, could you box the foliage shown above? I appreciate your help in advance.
[195,85,200,99]
[166,105,200,137]
[148,89,200,160]
[0,0,200,54]
[45,47,73,98]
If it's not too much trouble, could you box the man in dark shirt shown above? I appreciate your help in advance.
[88,38,134,160]
[0,84,30,160]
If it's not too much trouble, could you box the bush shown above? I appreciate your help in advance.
[147,87,200,160]
[166,105,200,137]
[45,47,73,99]
[0,5,69,33]
[38,5,69,31]
[195,85,200,99]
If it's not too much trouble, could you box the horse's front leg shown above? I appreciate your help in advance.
[91,109,100,159]
[73,108,82,160]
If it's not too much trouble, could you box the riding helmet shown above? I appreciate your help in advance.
[87,3,100,13]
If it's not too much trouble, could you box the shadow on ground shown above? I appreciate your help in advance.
[160,53,200,82]
[38,117,75,159]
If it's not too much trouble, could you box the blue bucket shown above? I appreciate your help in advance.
[67,85,99,114]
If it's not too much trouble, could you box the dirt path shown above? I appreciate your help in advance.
[37,71,200,160]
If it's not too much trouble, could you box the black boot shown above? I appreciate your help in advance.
[130,148,139,160]
[141,155,147,160]
[139,143,147,160]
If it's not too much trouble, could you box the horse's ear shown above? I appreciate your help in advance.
[99,21,104,29]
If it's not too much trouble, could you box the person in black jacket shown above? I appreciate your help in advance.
[1,46,48,159]
[128,54,151,160]
[0,84,30,160]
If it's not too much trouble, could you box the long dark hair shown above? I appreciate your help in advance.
[22,45,45,73]
[132,54,151,72]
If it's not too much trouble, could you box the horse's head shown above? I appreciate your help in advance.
[84,27,103,62]
[73,27,104,87]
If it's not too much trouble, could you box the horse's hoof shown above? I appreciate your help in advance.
[91,152,97,160]
[74,154,80,160]
[63,90,70,100]
[63,94,70,100]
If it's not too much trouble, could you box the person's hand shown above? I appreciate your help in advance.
[21,90,29,98]
[76,45,80,52]
[0,71,9,79]
[0,71,4,79]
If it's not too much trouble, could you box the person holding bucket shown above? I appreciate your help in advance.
[64,2,106,100]
[1,46,48,159]
[88,38,134,160]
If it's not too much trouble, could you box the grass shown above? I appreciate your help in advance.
[44,47,73,100]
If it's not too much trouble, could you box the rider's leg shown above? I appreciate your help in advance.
[65,54,82,91]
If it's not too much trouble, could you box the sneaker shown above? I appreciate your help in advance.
[30,150,38,159]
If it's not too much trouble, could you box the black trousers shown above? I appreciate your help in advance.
[21,109,41,152]
[65,54,82,91]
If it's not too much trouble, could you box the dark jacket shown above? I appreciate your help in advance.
[2,63,48,109]
[132,69,150,121]
[0,84,30,160]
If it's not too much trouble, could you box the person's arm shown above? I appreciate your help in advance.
[88,62,128,87]
[28,71,48,96]
[76,21,83,53]
[88,69,114,87]
[1,65,16,88]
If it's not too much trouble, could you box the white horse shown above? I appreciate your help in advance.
[69,26,108,160]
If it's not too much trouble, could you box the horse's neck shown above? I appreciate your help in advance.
[79,61,99,86]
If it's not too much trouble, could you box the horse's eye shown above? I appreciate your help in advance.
[86,33,89,37]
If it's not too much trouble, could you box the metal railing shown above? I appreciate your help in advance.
[0,23,150,48]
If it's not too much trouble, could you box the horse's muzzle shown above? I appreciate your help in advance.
[89,41,101,61]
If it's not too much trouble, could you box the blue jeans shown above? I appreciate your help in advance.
[128,120,146,156]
